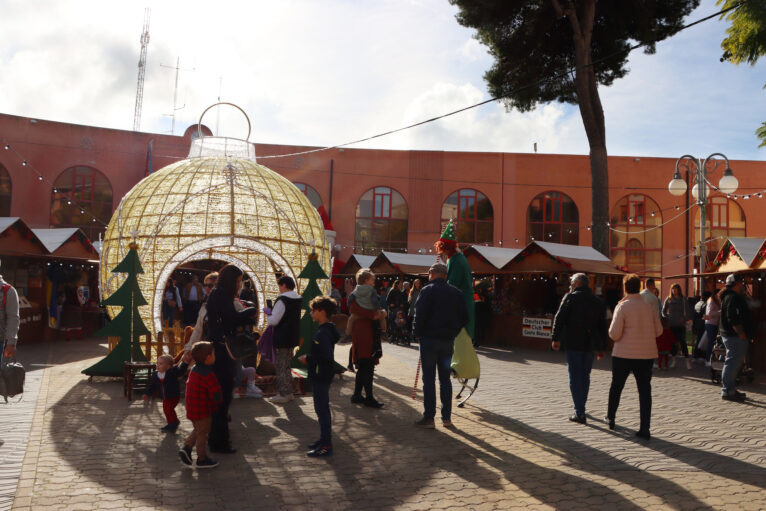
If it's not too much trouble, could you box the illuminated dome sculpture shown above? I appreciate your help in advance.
[99,104,331,334]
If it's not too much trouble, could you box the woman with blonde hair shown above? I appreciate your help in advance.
[606,274,663,440]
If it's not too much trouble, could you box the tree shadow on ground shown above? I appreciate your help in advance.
[583,417,766,489]
[373,374,694,510]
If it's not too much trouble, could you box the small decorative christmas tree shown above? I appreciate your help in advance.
[291,250,344,376]
[83,242,149,377]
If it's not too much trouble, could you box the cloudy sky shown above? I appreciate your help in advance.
[1,0,764,160]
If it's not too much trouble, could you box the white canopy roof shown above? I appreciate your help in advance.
[31,228,80,253]
[0,217,21,233]
[349,254,376,268]
[469,245,522,269]
[534,241,611,262]
[380,251,438,266]
[728,237,766,267]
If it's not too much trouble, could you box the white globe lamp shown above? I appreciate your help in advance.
[668,171,687,197]
[691,182,710,201]
[718,168,739,195]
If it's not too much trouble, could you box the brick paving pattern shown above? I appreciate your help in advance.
[3,338,766,510]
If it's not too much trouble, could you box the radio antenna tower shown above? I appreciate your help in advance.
[132,7,151,132]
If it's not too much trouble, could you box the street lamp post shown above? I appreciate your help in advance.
[668,153,738,283]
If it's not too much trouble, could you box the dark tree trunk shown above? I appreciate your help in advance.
[554,0,610,256]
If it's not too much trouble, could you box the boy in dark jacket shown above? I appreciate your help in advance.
[142,354,188,432]
[299,296,340,457]
[179,342,223,468]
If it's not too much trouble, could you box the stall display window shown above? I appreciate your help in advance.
[355,186,408,255]
[609,194,662,277]
[526,191,578,244]
[694,196,746,263]
[441,188,493,244]
[50,166,113,241]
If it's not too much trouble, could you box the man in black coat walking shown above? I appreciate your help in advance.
[551,273,608,424]
[412,263,468,429]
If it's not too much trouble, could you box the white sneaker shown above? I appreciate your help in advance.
[705,360,712,368]
[669,357,677,369]
[269,394,291,404]
[685,358,692,370]
[653,362,659,369]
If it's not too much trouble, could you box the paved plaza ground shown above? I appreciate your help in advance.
[2,338,766,510]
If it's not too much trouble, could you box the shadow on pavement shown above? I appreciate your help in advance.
[374,374,664,510]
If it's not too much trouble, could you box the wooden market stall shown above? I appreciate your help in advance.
[668,237,766,371]
[0,218,49,344]
[335,253,377,277]
[368,251,436,277]
[485,241,626,350]
[32,228,102,339]
[463,245,521,275]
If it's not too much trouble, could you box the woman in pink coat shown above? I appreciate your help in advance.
[606,274,663,440]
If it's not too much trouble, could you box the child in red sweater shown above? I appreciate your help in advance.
[656,317,675,370]
[179,342,222,469]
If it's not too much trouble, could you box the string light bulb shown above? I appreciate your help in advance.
[21,161,27,166]
[3,144,8,150]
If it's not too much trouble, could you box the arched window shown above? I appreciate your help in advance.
[50,166,113,241]
[526,191,578,244]
[0,163,11,216]
[695,196,746,258]
[355,186,408,255]
[294,182,322,208]
[441,188,493,244]
[609,194,662,277]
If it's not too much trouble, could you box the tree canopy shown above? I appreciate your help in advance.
[718,0,766,147]
[449,0,699,255]
[450,1,699,112]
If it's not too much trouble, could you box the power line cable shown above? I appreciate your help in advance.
[254,1,746,160]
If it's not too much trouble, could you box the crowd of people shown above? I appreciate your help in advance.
[552,271,758,441]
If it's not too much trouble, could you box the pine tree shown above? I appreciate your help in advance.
[290,251,344,375]
[83,242,149,376]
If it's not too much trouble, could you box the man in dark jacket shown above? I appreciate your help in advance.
[719,274,755,402]
[551,273,608,424]
[412,263,469,429]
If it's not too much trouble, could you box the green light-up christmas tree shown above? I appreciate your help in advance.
[83,242,148,377]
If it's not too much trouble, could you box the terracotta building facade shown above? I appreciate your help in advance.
[2,112,765,290]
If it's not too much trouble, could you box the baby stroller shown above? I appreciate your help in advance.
[710,335,755,385]
[389,309,411,346]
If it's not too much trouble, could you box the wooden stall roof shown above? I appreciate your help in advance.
[32,228,100,260]
[669,237,766,278]
[464,245,522,274]
[502,241,625,275]
[335,254,377,277]
[370,251,437,276]
[0,217,47,256]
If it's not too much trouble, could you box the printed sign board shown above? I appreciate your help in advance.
[522,316,552,339]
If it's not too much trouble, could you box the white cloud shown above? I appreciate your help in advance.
[0,0,762,161]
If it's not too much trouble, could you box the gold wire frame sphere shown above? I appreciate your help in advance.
[99,137,330,334]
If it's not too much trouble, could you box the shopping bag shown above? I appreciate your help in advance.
[451,328,480,380]
[0,359,25,402]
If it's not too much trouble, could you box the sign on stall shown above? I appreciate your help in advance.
[522,316,552,339]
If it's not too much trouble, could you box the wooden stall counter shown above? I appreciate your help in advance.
[19,301,45,343]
